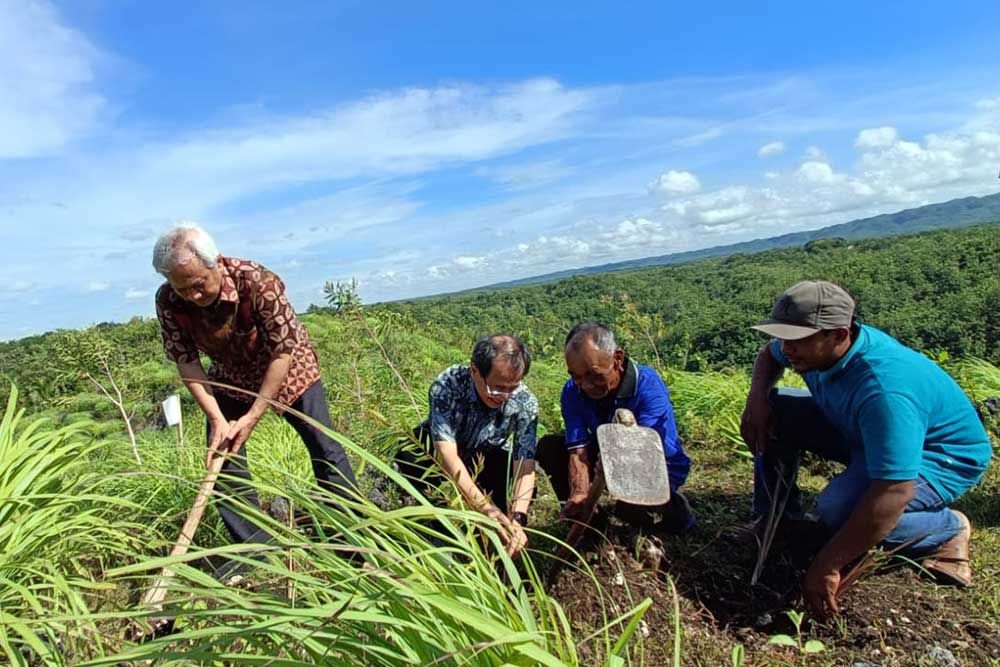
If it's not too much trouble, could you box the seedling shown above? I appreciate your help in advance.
[768,609,826,656]
[731,643,746,666]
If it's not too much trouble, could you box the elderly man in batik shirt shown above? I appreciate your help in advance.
[153,222,357,544]
[395,334,538,557]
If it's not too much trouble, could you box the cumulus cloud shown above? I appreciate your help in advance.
[280,93,1000,312]
[124,288,148,301]
[648,170,701,196]
[664,186,756,228]
[758,141,786,158]
[797,161,837,184]
[8,51,1000,338]
[0,0,105,157]
[855,126,899,149]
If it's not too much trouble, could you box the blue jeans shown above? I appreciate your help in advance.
[752,388,962,556]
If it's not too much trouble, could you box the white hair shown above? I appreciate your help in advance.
[565,322,618,355]
[152,221,220,277]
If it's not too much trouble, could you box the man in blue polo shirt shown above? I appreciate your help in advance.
[741,280,991,617]
[536,322,694,532]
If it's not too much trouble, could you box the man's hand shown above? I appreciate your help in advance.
[561,492,591,522]
[740,392,774,455]
[484,506,528,558]
[802,559,841,619]
[206,417,237,468]
[226,412,263,453]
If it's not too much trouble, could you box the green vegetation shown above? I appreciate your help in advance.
[0,223,998,664]
[477,190,1000,289]
[376,223,1000,370]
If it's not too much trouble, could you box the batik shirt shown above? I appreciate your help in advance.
[155,256,321,406]
[426,364,539,460]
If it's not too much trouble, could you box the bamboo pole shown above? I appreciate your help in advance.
[140,451,227,613]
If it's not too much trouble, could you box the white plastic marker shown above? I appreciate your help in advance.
[162,394,184,450]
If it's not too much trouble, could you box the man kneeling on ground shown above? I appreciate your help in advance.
[536,322,695,533]
[395,334,538,558]
[741,280,991,617]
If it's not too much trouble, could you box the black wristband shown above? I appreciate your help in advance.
[512,511,529,527]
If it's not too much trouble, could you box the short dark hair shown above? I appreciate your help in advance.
[471,334,531,379]
[565,321,618,354]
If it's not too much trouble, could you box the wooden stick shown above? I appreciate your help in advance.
[140,451,228,611]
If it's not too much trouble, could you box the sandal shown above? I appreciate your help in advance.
[922,510,972,588]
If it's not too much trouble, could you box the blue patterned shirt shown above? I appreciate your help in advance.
[426,364,539,460]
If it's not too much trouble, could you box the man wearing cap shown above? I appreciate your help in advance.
[741,280,991,617]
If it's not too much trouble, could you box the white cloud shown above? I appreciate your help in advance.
[83,281,111,293]
[453,256,485,269]
[648,170,701,195]
[273,93,1000,311]
[124,288,148,301]
[797,161,837,184]
[855,126,899,149]
[758,141,786,158]
[0,0,105,157]
[6,58,1000,337]
[139,78,593,202]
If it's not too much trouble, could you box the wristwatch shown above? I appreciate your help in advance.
[511,511,529,527]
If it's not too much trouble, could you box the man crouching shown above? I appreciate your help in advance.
[395,335,538,557]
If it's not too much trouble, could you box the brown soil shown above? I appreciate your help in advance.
[544,504,1000,667]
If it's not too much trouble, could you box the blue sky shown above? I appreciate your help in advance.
[2,1,1000,340]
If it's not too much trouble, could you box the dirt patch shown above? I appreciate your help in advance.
[544,505,1000,667]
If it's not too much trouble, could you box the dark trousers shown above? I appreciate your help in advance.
[393,424,521,514]
[535,433,695,533]
[210,381,358,543]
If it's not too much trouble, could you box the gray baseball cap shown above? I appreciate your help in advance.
[752,280,855,340]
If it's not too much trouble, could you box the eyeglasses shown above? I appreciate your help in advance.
[483,379,518,399]
[474,368,519,399]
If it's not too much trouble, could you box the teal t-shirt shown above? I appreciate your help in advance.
[770,325,991,503]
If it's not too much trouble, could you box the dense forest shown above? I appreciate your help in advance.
[1,223,998,665]
[376,224,1000,369]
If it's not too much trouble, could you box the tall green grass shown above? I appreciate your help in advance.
[1,388,652,666]
[0,388,144,663]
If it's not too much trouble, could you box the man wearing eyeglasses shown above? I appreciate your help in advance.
[394,334,538,557]
[536,322,695,533]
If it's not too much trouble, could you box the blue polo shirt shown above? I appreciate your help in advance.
[770,325,991,503]
[560,360,691,490]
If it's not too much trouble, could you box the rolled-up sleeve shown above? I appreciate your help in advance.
[155,287,199,364]
[561,381,591,450]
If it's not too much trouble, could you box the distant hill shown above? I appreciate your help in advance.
[478,191,1000,290]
